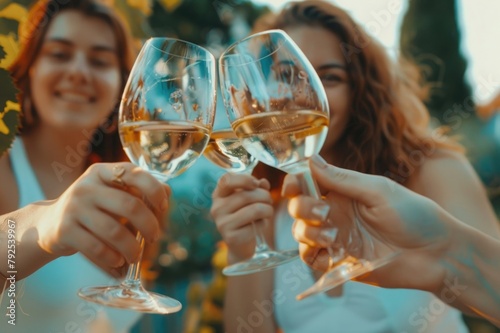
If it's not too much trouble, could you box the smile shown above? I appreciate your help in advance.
[55,91,95,103]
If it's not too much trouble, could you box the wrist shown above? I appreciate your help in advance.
[1,202,60,280]
[431,209,479,307]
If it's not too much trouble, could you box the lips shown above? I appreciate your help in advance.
[55,90,96,103]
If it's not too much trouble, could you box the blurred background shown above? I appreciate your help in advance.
[0,0,498,332]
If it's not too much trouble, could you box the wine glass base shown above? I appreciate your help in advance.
[78,283,182,314]
[296,252,400,300]
[223,249,299,276]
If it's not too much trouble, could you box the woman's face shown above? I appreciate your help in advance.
[29,10,121,131]
[285,25,351,152]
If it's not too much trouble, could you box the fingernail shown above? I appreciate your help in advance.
[151,231,160,243]
[319,228,338,245]
[311,154,328,169]
[160,198,169,212]
[311,203,330,221]
[116,256,125,267]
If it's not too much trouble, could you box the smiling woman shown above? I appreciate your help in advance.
[212,1,500,333]
[0,1,171,333]
[29,11,121,130]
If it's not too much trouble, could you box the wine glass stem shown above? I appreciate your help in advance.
[252,221,271,253]
[297,169,321,199]
[297,168,348,264]
[123,232,145,285]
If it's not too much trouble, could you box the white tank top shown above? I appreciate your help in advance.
[273,201,469,333]
[0,137,141,333]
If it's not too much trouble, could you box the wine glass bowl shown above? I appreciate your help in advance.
[119,38,215,182]
[219,31,330,176]
[78,37,216,313]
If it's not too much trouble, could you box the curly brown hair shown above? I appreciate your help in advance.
[253,0,462,188]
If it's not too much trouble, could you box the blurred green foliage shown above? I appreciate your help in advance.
[400,0,474,126]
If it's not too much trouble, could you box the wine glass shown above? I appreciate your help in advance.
[78,37,216,313]
[203,128,299,275]
[219,29,397,299]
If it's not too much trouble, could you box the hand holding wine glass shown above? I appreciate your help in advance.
[78,37,216,313]
[205,129,299,275]
[219,30,398,299]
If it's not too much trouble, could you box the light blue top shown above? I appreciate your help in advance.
[273,202,469,333]
[0,137,141,333]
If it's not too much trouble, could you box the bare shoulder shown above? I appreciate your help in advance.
[409,149,478,187]
[0,153,18,215]
[407,148,499,236]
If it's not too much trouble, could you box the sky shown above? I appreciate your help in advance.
[251,0,500,104]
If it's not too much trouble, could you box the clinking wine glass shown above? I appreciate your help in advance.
[219,29,397,299]
[78,37,216,313]
[203,129,299,275]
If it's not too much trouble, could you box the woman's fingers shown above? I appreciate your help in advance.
[309,155,390,207]
[86,186,160,243]
[288,195,330,225]
[212,173,264,198]
[292,219,326,247]
[216,202,273,234]
[95,163,170,219]
[62,223,125,270]
[298,243,330,272]
[211,187,273,220]
[77,208,142,264]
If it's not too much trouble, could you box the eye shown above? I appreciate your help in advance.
[318,71,347,87]
[90,52,118,69]
[274,64,297,84]
[90,57,111,68]
[48,50,70,61]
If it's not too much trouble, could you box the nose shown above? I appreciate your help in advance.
[66,52,92,83]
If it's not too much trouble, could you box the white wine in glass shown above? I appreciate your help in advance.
[204,129,299,275]
[78,37,216,314]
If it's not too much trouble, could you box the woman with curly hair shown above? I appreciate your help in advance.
[211,1,499,332]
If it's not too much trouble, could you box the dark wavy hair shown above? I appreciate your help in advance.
[9,0,136,163]
[253,0,462,188]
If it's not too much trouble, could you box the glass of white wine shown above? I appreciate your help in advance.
[219,30,397,299]
[204,129,299,275]
[78,37,216,313]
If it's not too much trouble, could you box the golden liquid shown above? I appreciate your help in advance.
[119,120,210,180]
[203,129,257,173]
[232,110,328,173]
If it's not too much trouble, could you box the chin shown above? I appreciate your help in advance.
[53,118,101,132]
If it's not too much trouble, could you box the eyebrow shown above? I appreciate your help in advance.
[316,63,347,71]
[45,37,117,53]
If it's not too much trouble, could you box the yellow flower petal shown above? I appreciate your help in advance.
[126,0,152,16]
[0,33,19,69]
[0,3,28,23]
[0,100,21,134]
[158,0,183,12]
[0,118,8,135]
[4,100,20,114]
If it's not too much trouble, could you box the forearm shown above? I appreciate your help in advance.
[224,271,278,333]
[0,201,59,289]
[436,210,500,326]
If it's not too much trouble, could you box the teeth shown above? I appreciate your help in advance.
[58,92,91,103]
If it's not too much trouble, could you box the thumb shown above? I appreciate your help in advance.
[309,155,390,207]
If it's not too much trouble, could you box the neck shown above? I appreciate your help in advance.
[22,124,95,185]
